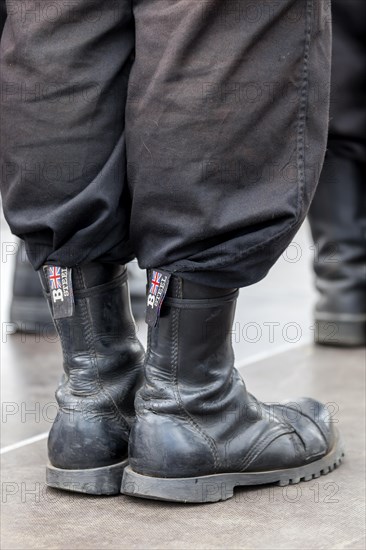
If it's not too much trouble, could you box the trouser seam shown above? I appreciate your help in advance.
[296,0,313,217]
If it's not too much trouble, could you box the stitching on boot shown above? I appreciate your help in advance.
[74,266,85,290]
[270,405,308,452]
[164,290,239,309]
[71,271,130,432]
[289,431,306,461]
[73,270,128,299]
[170,278,220,471]
[145,326,152,375]
[280,404,329,447]
[240,425,294,472]
[73,293,101,394]
[55,318,68,369]
[143,270,152,381]
[52,269,79,383]
[83,284,130,432]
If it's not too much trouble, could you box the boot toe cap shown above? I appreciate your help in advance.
[281,397,337,457]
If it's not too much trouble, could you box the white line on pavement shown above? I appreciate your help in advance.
[0,431,49,455]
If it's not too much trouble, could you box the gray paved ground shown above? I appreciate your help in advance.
[1,346,365,550]
[1,215,365,549]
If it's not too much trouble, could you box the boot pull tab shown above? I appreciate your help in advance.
[145,270,171,327]
[43,265,75,319]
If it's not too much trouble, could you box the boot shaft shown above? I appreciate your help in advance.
[39,263,144,399]
[132,275,265,477]
[142,274,239,402]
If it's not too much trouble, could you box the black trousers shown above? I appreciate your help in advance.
[0,1,331,288]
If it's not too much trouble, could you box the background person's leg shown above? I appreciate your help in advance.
[327,0,366,160]
[127,0,332,288]
[308,0,366,346]
[1,0,135,268]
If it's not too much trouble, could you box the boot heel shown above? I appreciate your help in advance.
[47,459,128,495]
[121,467,235,503]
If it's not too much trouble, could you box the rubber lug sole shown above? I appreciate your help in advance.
[121,438,344,503]
[47,458,128,495]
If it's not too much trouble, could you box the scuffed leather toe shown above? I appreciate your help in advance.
[279,397,337,460]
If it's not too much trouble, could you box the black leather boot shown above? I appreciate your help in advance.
[122,275,344,503]
[39,263,144,495]
[308,155,366,347]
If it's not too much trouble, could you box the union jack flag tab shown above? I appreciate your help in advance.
[146,270,171,327]
[150,271,162,296]
[44,265,74,319]
[48,266,62,290]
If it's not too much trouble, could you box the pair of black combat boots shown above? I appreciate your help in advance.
[13,153,365,501]
[36,262,344,503]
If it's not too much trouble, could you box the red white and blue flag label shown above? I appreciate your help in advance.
[48,266,62,290]
[45,265,74,319]
[150,271,162,295]
[145,270,171,327]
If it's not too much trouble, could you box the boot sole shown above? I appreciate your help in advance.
[121,435,344,503]
[47,458,128,495]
